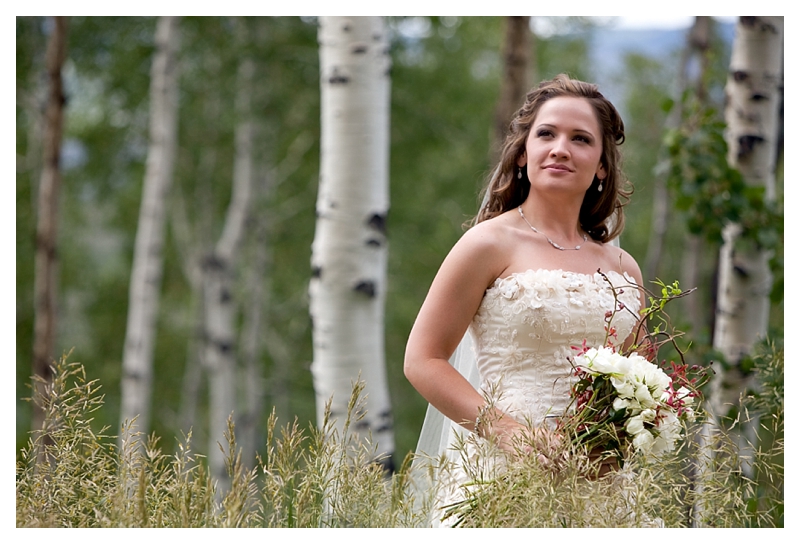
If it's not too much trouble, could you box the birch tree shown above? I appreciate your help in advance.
[712,16,783,416]
[310,16,395,470]
[32,16,68,444]
[201,47,257,487]
[119,16,180,449]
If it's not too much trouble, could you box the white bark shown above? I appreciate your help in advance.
[310,16,395,467]
[239,207,268,469]
[698,18,783,502]
[119,16,180,447]
[712,16,782,409]
[203,52,256,488]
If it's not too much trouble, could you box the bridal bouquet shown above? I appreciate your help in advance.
[564,344,699,459]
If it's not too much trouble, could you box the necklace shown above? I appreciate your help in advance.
[517,206,587,251]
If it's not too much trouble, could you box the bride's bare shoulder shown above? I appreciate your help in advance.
[601,243,643,284]
[457,212,520,254]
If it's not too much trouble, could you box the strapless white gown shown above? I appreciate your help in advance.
[417,269,642,527]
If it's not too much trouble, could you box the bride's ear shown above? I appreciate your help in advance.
[596,162,607,181]
[517,152,527,168]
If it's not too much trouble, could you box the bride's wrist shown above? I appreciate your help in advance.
[474,405,491,438]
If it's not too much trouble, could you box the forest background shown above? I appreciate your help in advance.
[15,14,784,472]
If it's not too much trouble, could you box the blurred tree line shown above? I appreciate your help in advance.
[16,16,782,467]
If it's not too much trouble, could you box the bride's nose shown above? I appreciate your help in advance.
[549,135,570,158]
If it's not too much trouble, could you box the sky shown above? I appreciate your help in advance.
[616,15,736,29]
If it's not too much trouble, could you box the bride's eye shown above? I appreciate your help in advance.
[536,129,553,138]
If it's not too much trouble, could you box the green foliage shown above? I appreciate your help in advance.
[659,96,783,253]
[658,92,784,312]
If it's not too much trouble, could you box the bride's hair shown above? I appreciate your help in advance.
[474,73,631,243]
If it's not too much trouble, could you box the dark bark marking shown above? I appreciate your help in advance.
[355,419,370,430]
[733,264,749,278]
[366,213,387,234]
[123,369,146,382]
[738,134,765,159]
[739,16,779,34]
[353,280,376,298]
[201,253,225,271]
[376,409,393,433]
[351,43,368,54]
[366,238,382,247]
[740,16,758,28]
[311,265,322,279]
[216,340,233,354]
[377,456,396,474]
[328,67,349,84]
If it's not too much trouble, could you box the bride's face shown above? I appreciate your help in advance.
[518,96,606,195]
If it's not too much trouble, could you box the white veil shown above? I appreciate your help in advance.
[409,330,480,527]
[412,176,494,467]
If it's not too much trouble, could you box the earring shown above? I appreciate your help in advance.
[597,180,603,192]
[517,166,522,180]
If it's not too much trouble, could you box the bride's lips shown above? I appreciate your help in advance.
[543,163,573,172]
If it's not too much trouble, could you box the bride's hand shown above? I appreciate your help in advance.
[478,415,526,455]
[527,426,565,470]
[485,418,564,468]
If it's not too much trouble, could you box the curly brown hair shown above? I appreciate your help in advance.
[474,74,630,242]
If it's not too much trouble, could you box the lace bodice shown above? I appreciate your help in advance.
[469,269,641,426]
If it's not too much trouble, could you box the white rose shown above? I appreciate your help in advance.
[613,397,630,412]
[634,383,656,408]
[641,408,657,422]
[612,376,635,398]
[626,415,645,436]
[632,430,655,453]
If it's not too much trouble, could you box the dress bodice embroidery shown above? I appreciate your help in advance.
[469,269,641,426]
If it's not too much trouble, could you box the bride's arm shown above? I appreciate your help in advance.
[404,224,526,449]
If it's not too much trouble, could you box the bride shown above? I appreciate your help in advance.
[404,74,647,526]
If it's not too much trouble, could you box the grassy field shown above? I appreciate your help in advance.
[16,348,782,528]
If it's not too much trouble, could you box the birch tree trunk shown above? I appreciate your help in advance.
[119,16,180,449]
[311,16,395,470]
[238,202,268,469]
[201,58,254,487]
[695,19,783,511]
[32,16,68,447]
[712,16,782,414]
[202,49,256,488]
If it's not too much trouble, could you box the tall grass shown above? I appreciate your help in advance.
[16,352,782,527]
